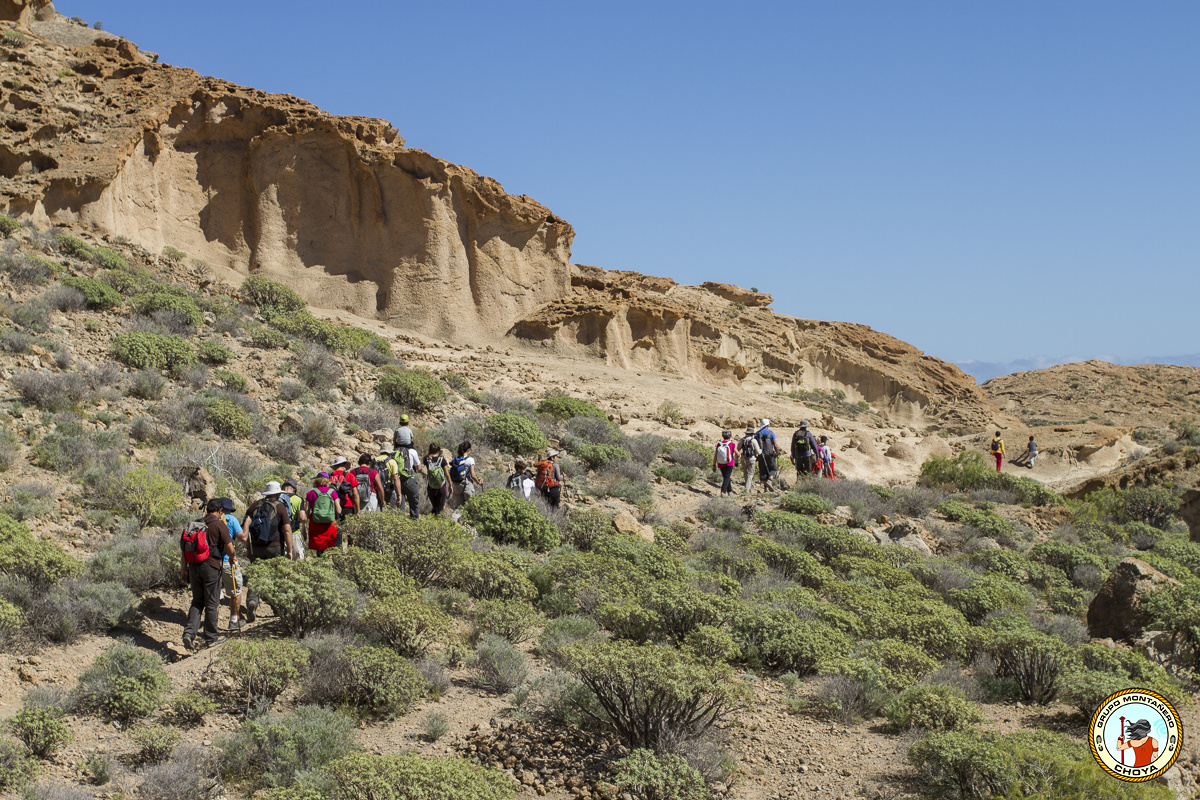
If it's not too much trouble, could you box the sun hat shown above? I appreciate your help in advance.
[761,419,770,427]
[331,456,349,467]
[219,497,235,513]
[745,426,756,435]
[380,444,394,453]
[799,420,808,429]
[264,481,283,496]
[547,450,560,458]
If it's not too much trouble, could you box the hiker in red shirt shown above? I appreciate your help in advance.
[301,473,342,554]
[328,456,359,547]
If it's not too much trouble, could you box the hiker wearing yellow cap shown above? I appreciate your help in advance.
[393,414,414,450]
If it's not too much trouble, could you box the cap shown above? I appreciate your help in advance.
[331,456,349,467]
[317,471,330,479]
[761,419,770,427]
[219,497,235,513]
[547,450,560,458]
[400,414,410,423]
[263,481,283,495]
[283,478,298,491]
[819,435,828,442]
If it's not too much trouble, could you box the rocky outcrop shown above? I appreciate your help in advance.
[0,0,53,26]
[1086,558,1180,640]
[1182,489,1200,544]
[1064,449,1200,499]
[0,29,573,342]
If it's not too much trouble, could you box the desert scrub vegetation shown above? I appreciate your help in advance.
[484,411,549,454]
[244,557,357,637]
[461,489,560,551]
[111,331,196,374]
[61,275,122,310]
[536,395,606,420]
[265,308,392,358]
[71,644,170,721]
[377,366,447,411]
[197,339,232,364]
[219,704,356,792]
[241,275,308,314]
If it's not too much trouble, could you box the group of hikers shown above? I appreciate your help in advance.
[712,419,836,498]
[990,431,1038,472]
[179,415,568,650]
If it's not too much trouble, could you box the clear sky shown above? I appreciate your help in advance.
[68,1,1200,367]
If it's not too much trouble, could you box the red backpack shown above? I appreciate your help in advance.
[535,460,559,489]
[180,520,210,564]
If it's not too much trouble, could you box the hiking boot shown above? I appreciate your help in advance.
[181,634,194,651]
[228,619,245,633]
[205,636,227,649]
[243,595,259,623]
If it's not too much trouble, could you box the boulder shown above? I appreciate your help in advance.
[1181,489,1200,544]
[279,412,304,434]
[176,465,216,501]
[612,510,653,541]
[887,520,933,557]
[1086,558,1181,640]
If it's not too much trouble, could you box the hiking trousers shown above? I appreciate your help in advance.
[742,463,756,494]
[994,452,1003,472]
[718,465,734,495]
[185,562,221,645]
[541,485,561,509]
[428,485,448,516]
[400,476,421,519]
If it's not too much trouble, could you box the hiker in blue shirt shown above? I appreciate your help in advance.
[757,419,779,491]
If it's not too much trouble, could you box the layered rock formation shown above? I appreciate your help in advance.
[1087,558,1180,640]
[0,20,997,429]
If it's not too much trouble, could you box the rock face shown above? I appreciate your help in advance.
[1086,558,1180,640]
[1181,489,1200,544]
[0,0,53,26]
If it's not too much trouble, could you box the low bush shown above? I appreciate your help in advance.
[662,440,710,469]
[472,633,528,694]
[1117,485,1180,529]
[560,508,616,550]
[249,326,289,349]
[10,371,92,412]
[241,275,307,314]
[62,276,121,309]
[131,722,181,764]
[131,288,203,329]
[538,614,600,663]
[87,530,178,592]
[470,598,541,644]
[945,573,1031,623]
[269,309,392,356]
[1145,582,1200,668]
[167,691,217,727]
[613,749,707,800]
[9,705,71,758]
[653,464,697,484]
[537,396,606,420]
[0,512,81,588]
[137,744,218,800]
[358,595,455,656]
[985,628,1069,705]
[484,412,548,455]
[91,247,128,271]
[342,512,469,586]
[731,606,852,674]
[0,739,36,792]
[377,367,447,411]
[213,368,249,393]
[198,340,232,364]
[219,705,355,791]
[574,443,631,470]
[244,557,357,637]
[41,284,86,312]
[293,341,342,391]
[452,552,539,602]
[884,684,983,731]
[327,547,420,599]
[305,645,426,719]
[560,639,749,751]
[72,644,170,720]
[779,492,833,516]
[461,489,560,551]
[0,216,17,237]
[129,368,167,400]
[221,639,308,709]
[326,752,517,800]
[97,466,181,527]
[111,331,196,374]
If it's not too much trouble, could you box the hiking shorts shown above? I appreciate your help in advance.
[221,561,242,600]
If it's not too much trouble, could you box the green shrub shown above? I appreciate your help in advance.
[87,530,179,592]
[574,443,631,470]
[269,309,391,356]
[561,508,617,550]
[131,723,181,764]
[0,598,23,641]
[538,615,600,663]
[90,246,128,270]
[111,331,196,374]
[1117,485,1180,529]
[451,552,538,601]
[72,644,170,720]
[472,633,528,694]
[100,467,181,527]
[161,246,187,265]
[0,739,35,792]
[682,624,741,666]
[242,275,307,314]
[62,275,122,310]
[358,595,455,656]
[205,396,252,437]
[884,685,983,731]
[54,233,95,260]
[753,510,824,536]
[1145,582,1200,668]
[249,326,289,349]
[198,340,232,364]
[662,439,709,468]
[536,396,605,420]
[327,752,516,800]
[0,512,81,588]
[342,512,470,585]
[243,557,357,637]
[166,691,216,727]
[908,730,1012,799]
[741,535,832,589]
[483,412,548,455]
[220,705,355,790]
[461,489,559,551]
[779,492,834,516]
[946,574,1031,623]
[935,500,1011,540]
[985,628,1070,705]
[9,705,72,758]
[99,267,147,295]
[131,287,203,328]
[213,368,249,393]
[0,215,17,237]
[327,547,420,599]
[376,367,447,411]
[613,749,707,800]
[470,598,541,644]
[221,639,308,708]
[561,640,749,750]
[310,645,426,719]
[652,464,696,484]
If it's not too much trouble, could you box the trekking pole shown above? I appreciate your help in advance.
[1119,716,1125,765]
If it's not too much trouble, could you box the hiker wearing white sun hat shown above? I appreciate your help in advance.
[756,419,778,490]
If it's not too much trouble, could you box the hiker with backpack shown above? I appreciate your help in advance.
[217,498,247,633]
[791,421,820,479]
[391,443,422,519]
[179,498,235,650]
[818,435,836,480]
[424,443,451,516]
[535,450,564,509]
[241,481,294,562]
[329,456,360,524]
[738,425,762,494]
[508,459,536,500]
[393,414,415,450]
[712,430,738,497]
[301,473,342,554]
[756,419,779,490]
[990,431,1005,473]
[449,440,482,509]
[281,479,305,560]
[374,446,402,509]
[353,454,387,512]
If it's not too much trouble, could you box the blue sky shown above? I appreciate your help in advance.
[70,1,1200,369]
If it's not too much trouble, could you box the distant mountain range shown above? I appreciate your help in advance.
[955,354,1200,384]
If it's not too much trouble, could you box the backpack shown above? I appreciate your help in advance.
[991,439,1001,453]
[758,431,776,457]
[374,456,397,502]
[535,460,559,489]
[450,457,469,484]
[281,494,299,529]
[331,471,356,508]
[180,520,210,564]
[740,435,760,457]
[792,431,812,458]
[249,499,279,545]
[311,488,336,524]
[427,458,448,490]
[507,472,525,496]
[397,449,418,480]
[715,441,734,466]
[353,466,374,507]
